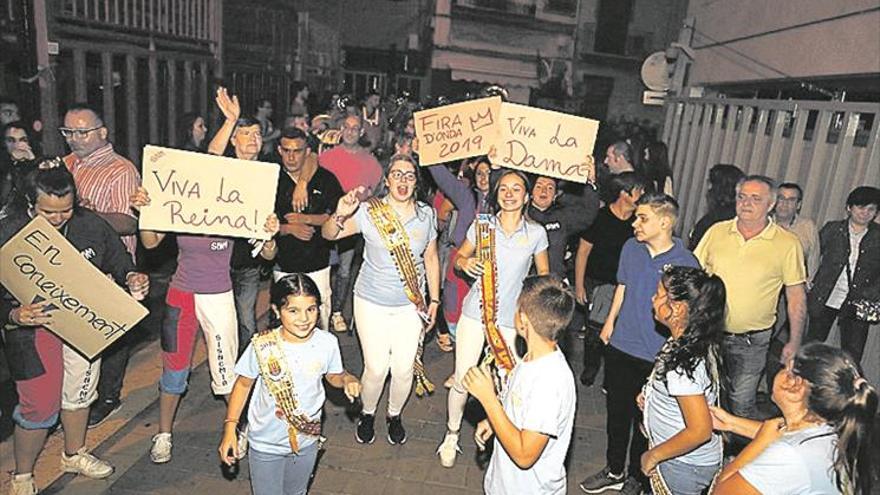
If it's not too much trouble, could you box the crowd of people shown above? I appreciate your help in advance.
[0,85,878,495]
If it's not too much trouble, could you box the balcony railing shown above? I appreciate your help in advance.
[456,0,537,16]
[57,0,218,42]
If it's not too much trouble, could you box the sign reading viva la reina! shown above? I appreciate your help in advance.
[0,217,149,359]
[139,145,279,239]
[495,103,598,184]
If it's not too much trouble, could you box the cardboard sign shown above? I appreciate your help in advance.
[495,103,599,184]
[0,217,149,359]
[414,96,502,165]
[139,145,279,239]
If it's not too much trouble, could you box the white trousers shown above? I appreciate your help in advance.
[353,295,422,416]
[446,314,518,432]
[274,266,332,332]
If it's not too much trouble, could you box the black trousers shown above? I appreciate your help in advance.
[805,305,870,363]
[604,345,653,479]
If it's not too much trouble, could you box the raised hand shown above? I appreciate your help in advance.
[215,87,241,123]
[129,187,151,210]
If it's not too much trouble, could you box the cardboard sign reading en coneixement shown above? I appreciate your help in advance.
[495,103,599,184]
[139,145,279,239]
[414,96,502,165]
[0,216,149,359]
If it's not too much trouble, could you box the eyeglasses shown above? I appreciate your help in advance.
[388,170,417,182]
[59,126,102,138]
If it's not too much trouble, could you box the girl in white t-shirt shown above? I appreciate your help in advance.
[711,342,877,495]
[640,266,724,495]
[218,274,361,495]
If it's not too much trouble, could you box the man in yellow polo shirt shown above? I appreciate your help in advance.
[694,175,806,422]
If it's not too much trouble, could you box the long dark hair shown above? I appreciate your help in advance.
[706,164,744,212]
[638,141,673,193]
[178,112,205,151]
[654,266,726,384]
[267,273,322,329]
[792,343,877,495]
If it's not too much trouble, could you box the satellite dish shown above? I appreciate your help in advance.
[641,51,670,92]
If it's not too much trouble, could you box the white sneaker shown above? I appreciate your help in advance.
[331,312,348,332]
[60,447,114,479]
[9,473,37,495]
[437,431,461,468]
[150,432,173,464]
[236,425,249,460]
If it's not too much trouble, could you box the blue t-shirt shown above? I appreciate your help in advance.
[611,238,699,362]
[461,215,549,328]
[739,424,839,494]
[354,201,437,307]
[234,330,343,455]
[644,357,722,467]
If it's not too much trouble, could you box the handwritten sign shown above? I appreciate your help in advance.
[414,96,502,165]
[495,103,599,184]
[0,217,149,359]
[139,146,279,239]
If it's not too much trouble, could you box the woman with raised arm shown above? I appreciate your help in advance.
[436,169,550,468]
[710,342,876,495]
[322,153,441,446]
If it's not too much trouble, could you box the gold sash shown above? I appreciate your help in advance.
[476,214,515,374]
[252,329,321,453]
[365,198,435,396]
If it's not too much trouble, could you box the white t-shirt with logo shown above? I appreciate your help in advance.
[484,349,576,495]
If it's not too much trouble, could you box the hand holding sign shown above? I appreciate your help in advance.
[10,301,54,327]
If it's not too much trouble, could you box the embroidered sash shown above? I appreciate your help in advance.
[366,198,435,396]
[476,214,515,375]
[252,329,321,453]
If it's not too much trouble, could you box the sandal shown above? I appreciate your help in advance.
[437,333,454,352]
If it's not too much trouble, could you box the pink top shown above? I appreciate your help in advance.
[171,235,233,294]
[318,146,383,194]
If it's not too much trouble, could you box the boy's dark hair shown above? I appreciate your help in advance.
[636,192,679,227]
[846,186,880,208]
[279,127,308,142]
[605,171,647,203]
[516,274,575,342]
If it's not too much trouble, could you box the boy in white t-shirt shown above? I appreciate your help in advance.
[463,274,577,495]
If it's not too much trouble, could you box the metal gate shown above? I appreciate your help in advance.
[662,96,880,234]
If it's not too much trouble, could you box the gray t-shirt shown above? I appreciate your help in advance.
[740,423,839,494]
[644,358,722,467]
[484,349,576,495]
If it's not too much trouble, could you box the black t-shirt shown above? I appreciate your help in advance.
[274,166,344,273]
[579,206,634,284]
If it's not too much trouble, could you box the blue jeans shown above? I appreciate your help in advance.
[248,443,318,495]
[656,458,719,495]
[721,329,772,420]
[232,266,261,354]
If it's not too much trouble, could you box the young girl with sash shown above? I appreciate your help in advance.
[437,169,549,468]
[640,266,724,495]
[219,274,361,495]
[322,154,441,445]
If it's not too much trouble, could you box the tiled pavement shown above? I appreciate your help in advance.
[45,330,609,494]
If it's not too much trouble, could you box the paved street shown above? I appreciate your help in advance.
[42,329,608,495]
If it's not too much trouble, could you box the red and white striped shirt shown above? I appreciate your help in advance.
[64,143,140,258]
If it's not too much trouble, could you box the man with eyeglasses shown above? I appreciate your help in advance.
[61,103,141,429]
[318,113,382,332]
[773,183,819,281]
[273,127,343,331]
[694,175,807,432]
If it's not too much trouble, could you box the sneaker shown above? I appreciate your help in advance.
[60,447,114,479]
[437,431,461,468]
[331,312,348,332]
[9,473,37,495]
[578,466,625,493]
[620,477,644,495]
[87,398,122,429]
[236,424,249,459]
[150,432,173,464]
[355,413,375,444]
[387,416,407,445]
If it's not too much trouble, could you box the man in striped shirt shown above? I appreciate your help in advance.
[62,103,141,428]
